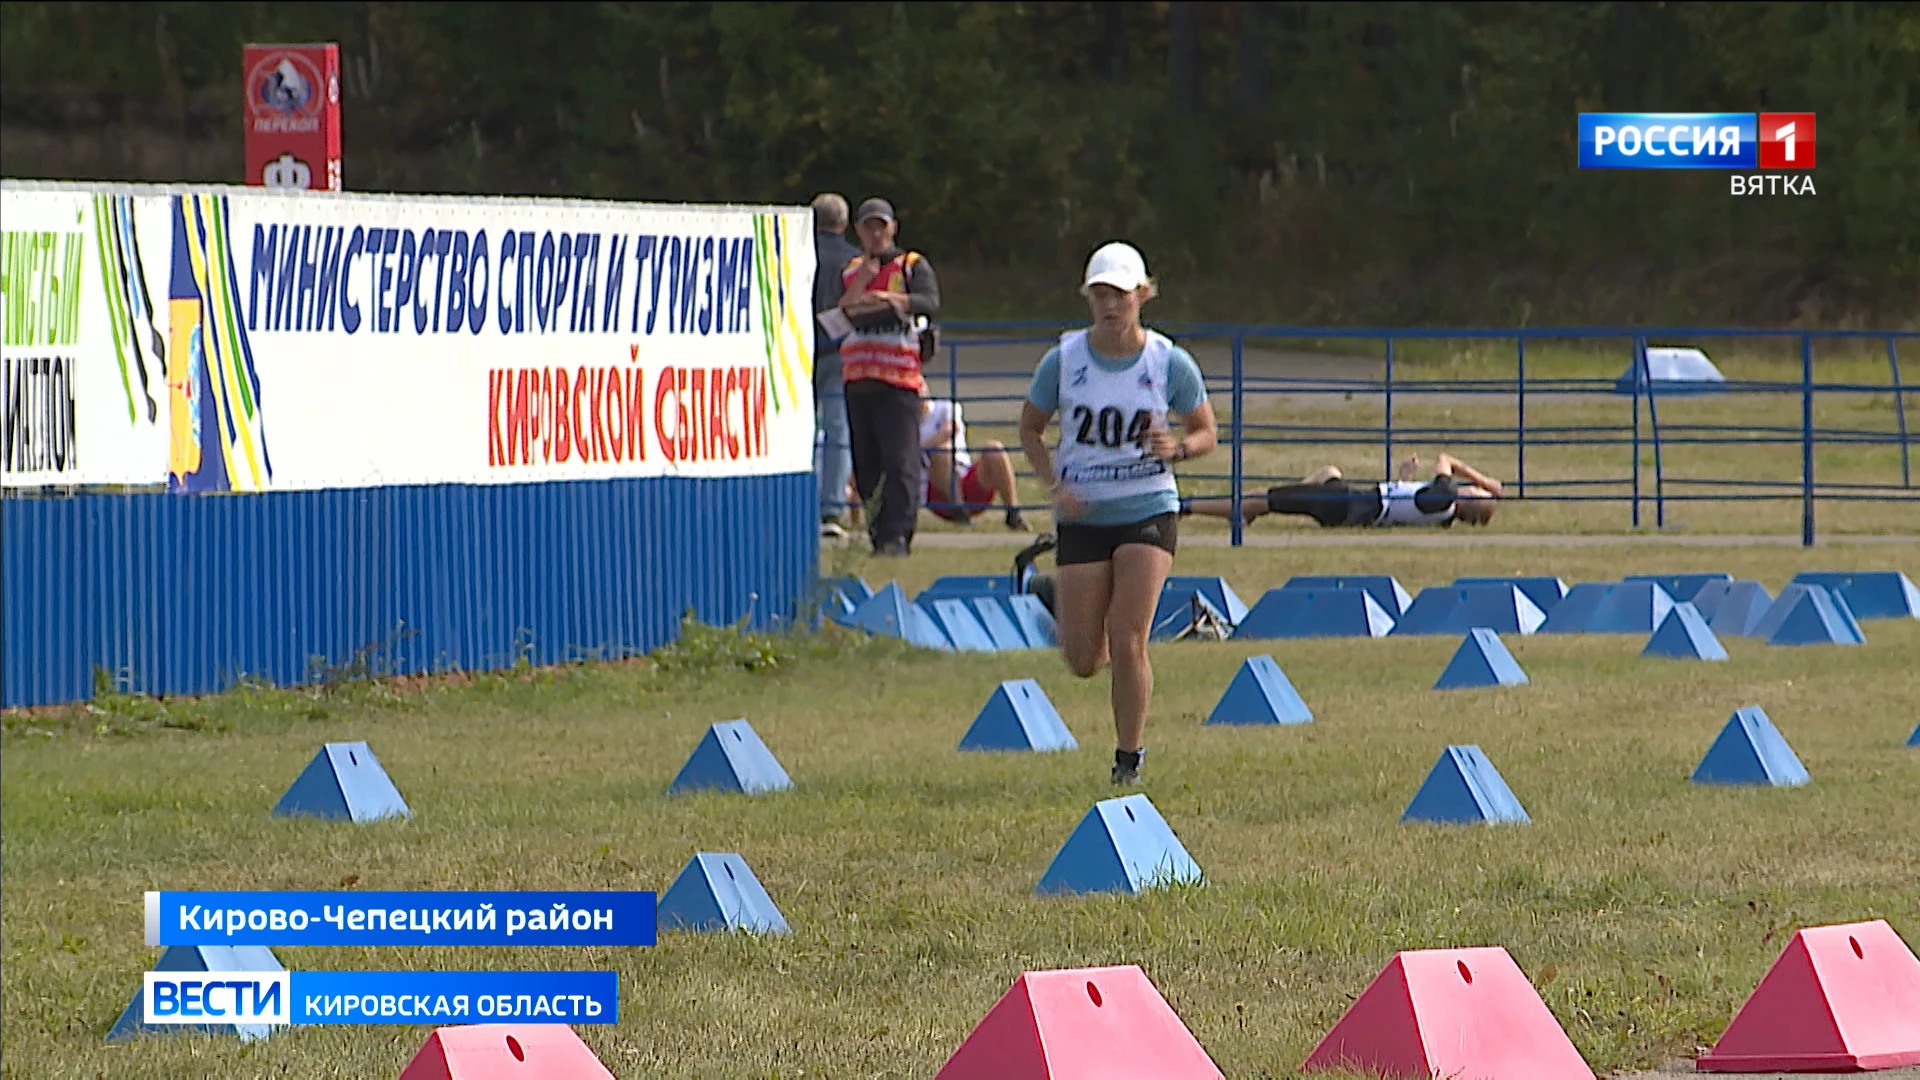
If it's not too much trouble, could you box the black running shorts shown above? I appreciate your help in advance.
[1056,512,1179,565]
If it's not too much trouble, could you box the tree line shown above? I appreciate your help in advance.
[3,2,1915,325]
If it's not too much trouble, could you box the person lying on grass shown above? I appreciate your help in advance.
[1180,453,1503,529]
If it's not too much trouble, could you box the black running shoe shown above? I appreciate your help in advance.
[1012,532,1056,587]
[1111,747,1144,785]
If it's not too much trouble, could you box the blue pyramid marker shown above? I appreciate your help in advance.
[667,719,792,796]
[656,852,789,935]
[1691,706,1809,786]
[1716,581,1775,637]
[969,597,1031,651]
[1233,589,1315,639]
[1434,628,1529,690]
[850,582,951,649]
[1790,571,1920,620]
[1823,588,1868,644]
[271,742,411,823]
[1284,575,1414,617]
[823,587,858,625]
[821,580,860,624]
[1164,576,1251,624]
[1587,581,1676,634]
[1297,584,1405,634]
[1150,591,1231,641]
[1036,794,1204,895]
[916,575,1011,603]
[1401,745,1531,824]
[1693,580,1773,636]
[827,575,874,606]
[1205,655,1312,725]
[1393,584,1545,636]
[1454,576,1569,615]
[1457,583,1547,635]
[1749,584,1818,641]
[959,679,1077,751]
[1761,585,1864,646]
[1643,602,1729,661]
[1906,723,1919,748]
[928,598,999,652]
[1539,582,1611,633]
[105,945,285,1043]
[1006,594,1057,649]
[1773,585,1868,644]
[1689,580,1732,620]
[1238,588,1396,639]
[1625,572,1731,604]
[1388,586,1465,635]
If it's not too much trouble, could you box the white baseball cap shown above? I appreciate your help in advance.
[1080,241,1150,294]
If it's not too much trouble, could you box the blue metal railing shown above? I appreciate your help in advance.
[814,324,1916,545]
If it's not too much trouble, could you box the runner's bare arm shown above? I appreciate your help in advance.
[1019,402,1056,485]
[1172,401,1217,460]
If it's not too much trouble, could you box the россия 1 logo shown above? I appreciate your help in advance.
[1577,112,1816,196]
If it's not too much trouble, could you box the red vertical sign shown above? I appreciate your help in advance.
[243,43,341,190]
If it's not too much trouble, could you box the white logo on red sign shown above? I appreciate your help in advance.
[247,51,323,120]
[262,154,313,189]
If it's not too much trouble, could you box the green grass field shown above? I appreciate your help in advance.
[4,541,1917,1079]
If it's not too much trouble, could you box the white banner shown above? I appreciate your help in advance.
[1,181,817,491]
[1,188,172,486]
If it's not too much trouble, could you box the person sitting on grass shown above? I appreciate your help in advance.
[919,389,1029,531]
[1180,453,1503,528]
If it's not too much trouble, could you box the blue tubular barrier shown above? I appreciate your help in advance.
[916,323,1918,546]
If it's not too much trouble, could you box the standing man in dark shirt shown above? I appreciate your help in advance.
[811,194,861,539]
[837,198,941,557]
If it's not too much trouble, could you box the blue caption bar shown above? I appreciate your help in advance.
[290,971,618,1024]
[1578,112,1757,169]
[147,891,656,947]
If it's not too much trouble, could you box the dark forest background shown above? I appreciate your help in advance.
[3,1,1916,326]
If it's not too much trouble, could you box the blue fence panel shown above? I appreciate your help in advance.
[931,322,1916,547]
[1,474,814,709]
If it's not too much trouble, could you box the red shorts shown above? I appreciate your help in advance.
[927,464,994,521]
